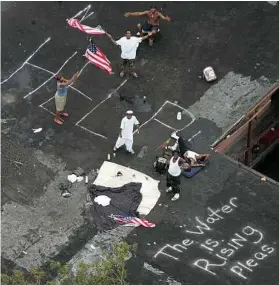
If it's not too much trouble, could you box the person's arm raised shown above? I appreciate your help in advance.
[124,11,148,17]
[141,32,153,41]
[158,12,171,22]
[106,33,119,46]
[59,72,79,87]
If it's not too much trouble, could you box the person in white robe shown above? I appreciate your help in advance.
[113,110,140,154]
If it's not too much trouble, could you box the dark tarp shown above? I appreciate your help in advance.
[88,182,142,231]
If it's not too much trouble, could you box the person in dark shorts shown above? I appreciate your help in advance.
[166,150,189,201]
[124,5,171,46]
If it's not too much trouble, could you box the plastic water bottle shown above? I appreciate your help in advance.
[107,153,111,160]
[177,112,182,120]
[85,176,88,184]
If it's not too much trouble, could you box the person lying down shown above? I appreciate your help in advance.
[168,132,210,167]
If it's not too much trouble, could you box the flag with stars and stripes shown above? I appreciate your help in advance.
[67,18,106,35]
[110,214,156,228]
[84,43,112,75]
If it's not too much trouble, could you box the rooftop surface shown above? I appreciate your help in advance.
[1,1,279,284]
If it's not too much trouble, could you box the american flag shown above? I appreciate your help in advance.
[67,18,106,35]
[110,214,156,228]
[84,43,112,75]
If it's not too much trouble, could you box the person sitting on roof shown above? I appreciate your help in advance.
[124,5,171,46]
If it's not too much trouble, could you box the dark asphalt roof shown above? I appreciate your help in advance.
[1,1,279,284]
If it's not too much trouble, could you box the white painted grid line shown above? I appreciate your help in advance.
[77,125,107,139]
[136,102,168,133]
[154,118,176,130]
[26,62,92,101]
[188,130,201,141]
[1,37,51,85]
[39,105,55,116]
[166,100,195,122]
[39,96,54,107]
[76,79,128,126]
[136,101,195,141]
[23,51,77,99]
[165,100,195,131]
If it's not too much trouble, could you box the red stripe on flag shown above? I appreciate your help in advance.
[84,48,112,75]
[67,18,105,35]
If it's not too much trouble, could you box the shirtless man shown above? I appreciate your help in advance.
[124,5,171,46]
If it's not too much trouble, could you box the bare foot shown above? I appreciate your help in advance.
[54,118,63,125]
[61,112,69,117]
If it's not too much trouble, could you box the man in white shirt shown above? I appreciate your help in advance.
[106,30,151,78]
[113,110,140,154]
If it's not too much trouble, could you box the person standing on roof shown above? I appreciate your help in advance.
[124,5,171,46]
[166,150,189,201]
[113,110,140,155]
[106,30,151,78]
[54,72,79,125]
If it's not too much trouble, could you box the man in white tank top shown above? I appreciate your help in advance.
[166,150,189,201]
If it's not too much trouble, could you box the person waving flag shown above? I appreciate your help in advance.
[84,41,112,75]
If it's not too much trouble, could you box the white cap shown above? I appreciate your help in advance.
[126,110,133,115]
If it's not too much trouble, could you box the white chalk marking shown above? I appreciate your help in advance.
[1,37,51,85]
[23,52,77,99]
[77,125,107,139]
[154,118,176,130]
[166,100,195,131]
[137,101,195,134]
[26,62,53,74]
[137,102,168,133]
[39,105,55,116]
[76,79,128,126]
[188,130,201,142]
[71,4,91,19]
[143,263,181,285]
[26,62,92,101]
[39,95,55,107]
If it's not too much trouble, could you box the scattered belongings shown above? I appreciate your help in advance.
[62,190,71,198]
[76,176,83,182]
[67,174,84,183]
[94,195,111,207]
[32,128,43,133]
[68,174,78,183]
[203,66,217,82]
[177,111,182,120]
[261,177,267,182]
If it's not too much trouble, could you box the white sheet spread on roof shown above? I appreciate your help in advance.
[93,161,160,215]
